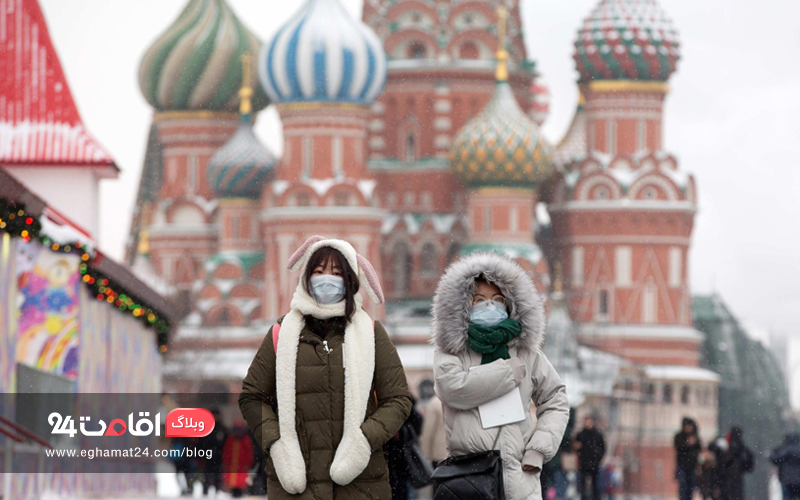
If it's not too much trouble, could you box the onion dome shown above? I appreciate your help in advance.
[450,83,552,188]
[207,116,275,198]
[450,8,552,189]
[139,0,269,112]
[207,57,276,199]
[574,0,680,82]
[258,0,387,105]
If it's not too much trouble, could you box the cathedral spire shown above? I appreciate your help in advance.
[239,53,253,118]
[495,6,509,83]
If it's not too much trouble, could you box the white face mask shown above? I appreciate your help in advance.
[309,275,346,305]
[470,300,509,327]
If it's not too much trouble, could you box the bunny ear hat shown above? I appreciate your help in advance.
[287,235,385,304]
[269,235,384,494]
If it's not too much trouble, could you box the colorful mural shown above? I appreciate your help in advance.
[1,234,17,392]
[1,233,17,392]
[15,240,80,379]
[77,286,110,393]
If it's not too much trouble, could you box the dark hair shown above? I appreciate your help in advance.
[303,246,360,320]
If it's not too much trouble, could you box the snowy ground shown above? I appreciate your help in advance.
[39,460,263,500]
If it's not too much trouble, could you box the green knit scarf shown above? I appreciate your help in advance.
[467,317,522,364]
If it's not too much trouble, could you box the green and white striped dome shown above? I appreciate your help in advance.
[139,0,269,112]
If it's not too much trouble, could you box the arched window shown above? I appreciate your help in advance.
[680,385,691,405]
[662,383,673,404]
[392,241,413,296]
[459,41,479,60]
[445,242,461,266]
[405,132,417,162]
[333,192,350,206]
[420,243,438,276]
[408,41,427,59]
[218,307,230,326]
[644,383,656,403]
[295,192,311,207]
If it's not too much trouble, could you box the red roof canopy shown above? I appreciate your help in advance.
[0,0,117,172]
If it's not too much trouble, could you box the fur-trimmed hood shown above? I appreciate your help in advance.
[432,252,546,356]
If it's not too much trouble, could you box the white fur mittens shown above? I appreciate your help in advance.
[270,437,307,494]
[329,429,372,485]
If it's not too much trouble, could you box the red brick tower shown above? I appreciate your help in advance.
[549,0,700,367]
[547,3,715,498]
[130,0,268,315]
[362,0,547,299]
[449,7,553,290]
[258,0,387,318]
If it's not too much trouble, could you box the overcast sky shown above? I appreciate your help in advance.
[39,1,800,346]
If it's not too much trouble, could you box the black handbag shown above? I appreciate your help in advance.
[431,428,504,500]
[402,424,435,488]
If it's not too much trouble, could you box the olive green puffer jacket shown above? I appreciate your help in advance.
[239,317,412,499]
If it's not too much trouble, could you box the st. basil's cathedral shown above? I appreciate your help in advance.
[126,0,718,498]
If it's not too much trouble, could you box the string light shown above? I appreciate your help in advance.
[1,197,171,344]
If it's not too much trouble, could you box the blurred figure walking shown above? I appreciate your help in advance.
[574,416,606,500]
[418,380,446,500]
[200,409,227,496]
[385,403,425,500]
[674,417,702,500]
[419,381,447,467]
[222,420,255,498]
[715,427,754,500]
[771,432,800,500]
[698,449,718,500]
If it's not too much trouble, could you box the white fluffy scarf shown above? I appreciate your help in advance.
[270,286,376,494]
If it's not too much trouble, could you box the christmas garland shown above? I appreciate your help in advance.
[0,198,170,349]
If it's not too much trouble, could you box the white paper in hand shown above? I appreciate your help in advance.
[477,387,526,429]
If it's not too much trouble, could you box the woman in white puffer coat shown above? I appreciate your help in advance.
[432,252,569,500]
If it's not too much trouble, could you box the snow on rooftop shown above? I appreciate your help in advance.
[357,179,378,199]
[645,365,721,383]
[381,214,400,234]
[396,344,435,370]
[577,346,629,397]
[40,211,96,255]
[304,178,337,196]
[163,348,257,380]
[272,180,290,196]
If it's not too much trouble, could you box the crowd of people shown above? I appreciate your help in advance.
[673,417,756,500]
[168,411,268,497]
[160,237,798,500]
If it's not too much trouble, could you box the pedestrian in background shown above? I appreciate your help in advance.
[717,427,754,500]
[674,417,702,500]
[771,432,800,500]
[222,420,254,498]
[698,449,718,500]
[417,379,446,500]
[574,415,606,500]
[418,379,447,467]
[200,408,227,497]
[386,402,425,500]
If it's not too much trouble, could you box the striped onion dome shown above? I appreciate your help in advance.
[574,0,680,82]
[450,82,553,188]
[258,0,387,105]
[139,0,269,112]
[207,115,276,198]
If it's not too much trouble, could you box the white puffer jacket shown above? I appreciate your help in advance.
[432,253,569,500]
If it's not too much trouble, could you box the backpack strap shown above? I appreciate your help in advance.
[272,324,280,353]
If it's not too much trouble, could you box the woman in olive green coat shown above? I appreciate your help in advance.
[238,236,412,499]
